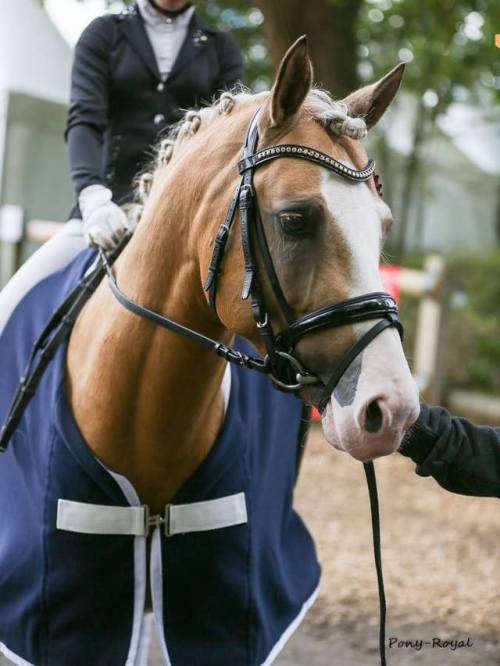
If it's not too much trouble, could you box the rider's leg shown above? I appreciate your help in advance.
[0,220,85,336]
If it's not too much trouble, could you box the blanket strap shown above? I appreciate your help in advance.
[0,237,130,453]
[57,492,248,537]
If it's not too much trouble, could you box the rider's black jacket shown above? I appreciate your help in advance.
[399,404,500,498]
[65,4,243,218]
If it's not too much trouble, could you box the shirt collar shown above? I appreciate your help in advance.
[137,1,195,30]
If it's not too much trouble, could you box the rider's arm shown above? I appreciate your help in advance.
[399,403,500,498]
[65,17,132,248]
[65,16,111,195]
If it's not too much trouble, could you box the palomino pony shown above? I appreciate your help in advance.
[0,38,418,666]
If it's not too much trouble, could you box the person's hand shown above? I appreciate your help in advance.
[79,185,136,250]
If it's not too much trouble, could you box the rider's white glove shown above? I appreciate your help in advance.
[79,185,136,250]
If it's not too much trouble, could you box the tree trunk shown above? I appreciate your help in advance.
[253,0,362,98]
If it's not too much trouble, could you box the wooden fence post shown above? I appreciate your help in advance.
[413,255,449,403]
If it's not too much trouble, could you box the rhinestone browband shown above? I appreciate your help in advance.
[238,144,376,182]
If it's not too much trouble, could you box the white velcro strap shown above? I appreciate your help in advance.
[56,492,248,538]
[166,492,247,536]
[57,499,147,536]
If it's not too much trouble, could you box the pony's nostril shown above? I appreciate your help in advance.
[364,399,384,433]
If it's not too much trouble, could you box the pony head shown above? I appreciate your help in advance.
[141,37,419,462]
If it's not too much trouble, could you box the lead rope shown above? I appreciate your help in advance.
[363,461,387,665]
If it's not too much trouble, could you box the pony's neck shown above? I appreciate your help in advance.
[66,181,232,513]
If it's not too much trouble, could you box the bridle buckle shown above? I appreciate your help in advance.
[256,313,268,329]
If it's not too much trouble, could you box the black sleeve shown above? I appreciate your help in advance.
[214,31,245,92]
[398,403,500,497]
[65,16,112,195]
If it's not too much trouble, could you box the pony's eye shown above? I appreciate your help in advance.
[278,212,309,236]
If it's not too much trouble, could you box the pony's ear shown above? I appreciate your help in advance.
[269,36,313,128]
[341,63,405,130]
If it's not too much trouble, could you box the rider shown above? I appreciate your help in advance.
[0,0,243,333]
[400,405,500,497]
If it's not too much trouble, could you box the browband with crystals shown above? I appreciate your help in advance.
[239,144,376,182]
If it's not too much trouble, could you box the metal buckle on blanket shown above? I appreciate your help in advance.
[143,505,166,536]
[164,505,172,537]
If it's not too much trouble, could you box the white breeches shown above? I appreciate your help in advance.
[0,220,85,337]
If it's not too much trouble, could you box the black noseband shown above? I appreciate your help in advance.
[277,293,402,348]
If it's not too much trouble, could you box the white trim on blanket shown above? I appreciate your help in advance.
[134,613,154,666]
[151,527,172,666]
[221,361,231,414]
[260,585,320,666]
[106,468,147,666]
[0,642,35,666]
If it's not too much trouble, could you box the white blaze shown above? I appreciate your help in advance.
[321,170,387,297]
[319,169,419,460]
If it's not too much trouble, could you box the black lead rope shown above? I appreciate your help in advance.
[364,461,387,666]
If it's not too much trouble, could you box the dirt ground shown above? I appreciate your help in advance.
[137,427,500,665]
[274,425,500,665]
[1,425,498,666]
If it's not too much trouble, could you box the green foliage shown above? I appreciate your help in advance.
[446,251,500,394]
[358,0,500,259]
[193,2,268,89]
[358,0,500,109]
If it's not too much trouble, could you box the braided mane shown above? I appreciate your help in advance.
[134,87,367,210]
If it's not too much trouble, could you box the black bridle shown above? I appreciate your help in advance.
[204,109,403,409]
[0,106,400,665]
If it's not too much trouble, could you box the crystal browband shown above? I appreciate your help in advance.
[239,144,376,182]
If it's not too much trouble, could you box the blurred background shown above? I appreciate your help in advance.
[0,1,499,664]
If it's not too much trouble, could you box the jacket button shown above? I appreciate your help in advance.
[154,114,165,125]
[156,82,165,92]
